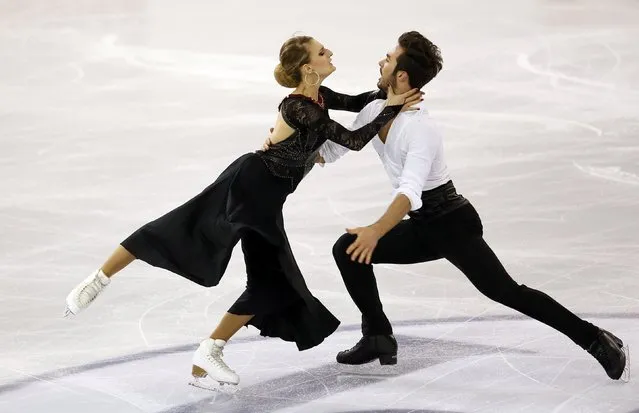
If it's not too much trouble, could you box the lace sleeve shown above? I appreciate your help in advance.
[319,86,387,112]
[281,97,401,150]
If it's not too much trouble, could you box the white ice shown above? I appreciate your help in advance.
[1,1,639,412]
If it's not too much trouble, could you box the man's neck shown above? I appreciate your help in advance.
[392,84,412,95]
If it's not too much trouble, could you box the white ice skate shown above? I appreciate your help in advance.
[64,269,110,317]
[189,338,239,393]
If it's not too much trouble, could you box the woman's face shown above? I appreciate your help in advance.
[302,39,335,81]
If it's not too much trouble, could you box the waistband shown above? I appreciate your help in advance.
[408,180,469,221]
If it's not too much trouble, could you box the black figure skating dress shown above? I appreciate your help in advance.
[121,86,398,350]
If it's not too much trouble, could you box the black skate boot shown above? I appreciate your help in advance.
[587,329,629,381]
[336,335,397,365]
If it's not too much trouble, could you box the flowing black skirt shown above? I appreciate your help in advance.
[121,153,339,350]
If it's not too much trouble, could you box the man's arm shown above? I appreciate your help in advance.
[346,121,439,263]
[370,194,412,236]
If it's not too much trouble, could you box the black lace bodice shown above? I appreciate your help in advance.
[256,86,397,191]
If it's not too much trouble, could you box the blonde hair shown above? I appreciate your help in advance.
[274,36,313,88]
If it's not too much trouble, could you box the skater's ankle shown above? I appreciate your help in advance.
[96,269,111,284]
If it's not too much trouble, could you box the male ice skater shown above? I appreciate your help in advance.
[320,31,628,381]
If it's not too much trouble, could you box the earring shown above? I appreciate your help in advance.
[303,70,320,86]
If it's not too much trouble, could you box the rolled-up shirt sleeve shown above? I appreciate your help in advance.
[391,121,440,211]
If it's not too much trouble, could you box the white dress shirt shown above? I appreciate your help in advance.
[319,99,450,211]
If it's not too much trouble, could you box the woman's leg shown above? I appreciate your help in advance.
[64,245,136,316]
[209,313,254,341]
[100,245,136,277]
[191,231,279,389]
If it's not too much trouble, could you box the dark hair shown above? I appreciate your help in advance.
[394,31,443,89]
[274,36,314,88]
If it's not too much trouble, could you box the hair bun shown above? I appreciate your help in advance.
[274,63,299,88]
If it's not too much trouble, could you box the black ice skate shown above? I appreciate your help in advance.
[336,335,398,365]
[587,329,630,382]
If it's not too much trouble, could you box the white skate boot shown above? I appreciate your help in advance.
[189,338,239,393]
[64,269,110,317]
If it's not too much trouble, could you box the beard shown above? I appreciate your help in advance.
[377,74,396,92]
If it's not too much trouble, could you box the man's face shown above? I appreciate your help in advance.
[377,45,403,91]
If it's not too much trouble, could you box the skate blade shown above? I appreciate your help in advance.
[63,306,75,318]
[189,375,238,394]
[620,344,630,383]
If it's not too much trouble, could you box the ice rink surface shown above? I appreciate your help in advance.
[1,1,638,411]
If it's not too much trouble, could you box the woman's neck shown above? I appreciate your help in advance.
[293,83,321,101]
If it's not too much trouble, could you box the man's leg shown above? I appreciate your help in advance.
[443,236,600,348]
[332,219,440,364]
[438,212,627,379]
[333,219,440,335]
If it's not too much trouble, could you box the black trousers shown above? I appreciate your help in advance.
[332,194,599,350]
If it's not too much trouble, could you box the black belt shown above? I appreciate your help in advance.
[408,180,469,221]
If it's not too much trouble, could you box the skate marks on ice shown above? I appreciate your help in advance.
[0,312,633,413]
[158,335,533,413]
[2,311,634,397]
[573,163,639,186]
[327,410,463,413]
[0,342,200,396]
